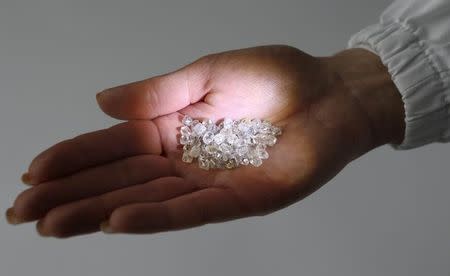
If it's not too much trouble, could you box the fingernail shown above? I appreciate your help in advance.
[98,86,125,100]
[100,220,115,234]
[36,220,50,237]
[21,173,32,185]
[5,208,24,225]
[96,90,105,101]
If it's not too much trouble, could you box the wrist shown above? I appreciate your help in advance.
[321,48,406,150]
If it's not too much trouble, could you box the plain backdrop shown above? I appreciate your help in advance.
[1,0,449,275]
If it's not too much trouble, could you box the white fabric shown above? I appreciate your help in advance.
[348,0,450,150]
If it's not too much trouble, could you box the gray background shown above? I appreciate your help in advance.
[1,0,449,275]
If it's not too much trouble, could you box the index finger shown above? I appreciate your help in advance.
[96,56,212,120]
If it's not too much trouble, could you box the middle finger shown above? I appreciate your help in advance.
[13,154,172,222]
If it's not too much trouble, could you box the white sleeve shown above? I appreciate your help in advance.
[348,0,450,150]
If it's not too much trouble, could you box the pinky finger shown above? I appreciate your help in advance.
[102,186,250,234]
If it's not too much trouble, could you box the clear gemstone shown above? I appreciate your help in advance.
[225,159,238,169]
[219,143,232,154]
[209,159,217,169]
[250,157,262,167]
[180,126,191,136]
[203,119,214,130]
[236,146,248,156]
[221,153,229,161]
[179,116,281,170]
[189,144,201,158]
[272,126,282,136]
[267,136,277,146]
[205,144,217,154]
[180,135,191,145]
[238,121,250,133]
[182,152,193,163]
[202,131,214,144]
[251,118,261,127]
[222,118,233,129]
[192,123,207,136]
[243,136,252,145]
[241,158,250,165]
[182,115,193,126]
[213,133,225,145]
[256,146,269,159]
[253,134,264,145]
[215,151,223,159]
[226,133,239,145]
[198,156,209,170]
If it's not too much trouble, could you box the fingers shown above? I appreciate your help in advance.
[13,154,172,222]
[36,177,197,238]
[27,120,162,185]
[105,186,250,234]
[96,57,212,120]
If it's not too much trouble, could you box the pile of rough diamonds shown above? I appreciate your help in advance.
[179,115,282,170]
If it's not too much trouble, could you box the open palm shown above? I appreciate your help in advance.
[8,46,378,237]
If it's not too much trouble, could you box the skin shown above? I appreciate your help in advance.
[6,45,405,238]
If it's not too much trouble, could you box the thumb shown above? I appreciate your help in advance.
[96,57,211,120]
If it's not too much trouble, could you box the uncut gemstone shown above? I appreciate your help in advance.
[209,159,217,169]
[219,143,232,154]
[250,157,263,167]
[179,116,282,170]
[198,156,210,170]
[180,135,191,145]
[189,144,201,158]
[240,158,250,165]
[180,126,191,136]
[215,151,223,160]
[236,146,249,156]
[182,115,193,126]
[238,121,250,133]
[221,153,230,162]
[205,144,217,154]
[272,126,282,136]
[203,119,214,130]
[226,134,239,145]
[213,133,225,145]
[267,136,277,146]
[226,159,238,169]
[182,151,193,163]
[193,123,207,136]
[203,131,214,144]
[257,148,269,159]
[251,118,261,127]
[222,118,233,129]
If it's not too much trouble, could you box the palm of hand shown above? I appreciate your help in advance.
[8,46,371,237]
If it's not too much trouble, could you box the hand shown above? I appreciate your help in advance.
[6,45,405,237]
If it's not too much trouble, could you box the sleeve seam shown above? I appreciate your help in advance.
[402,69,450,99]
[389,19,449,103]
